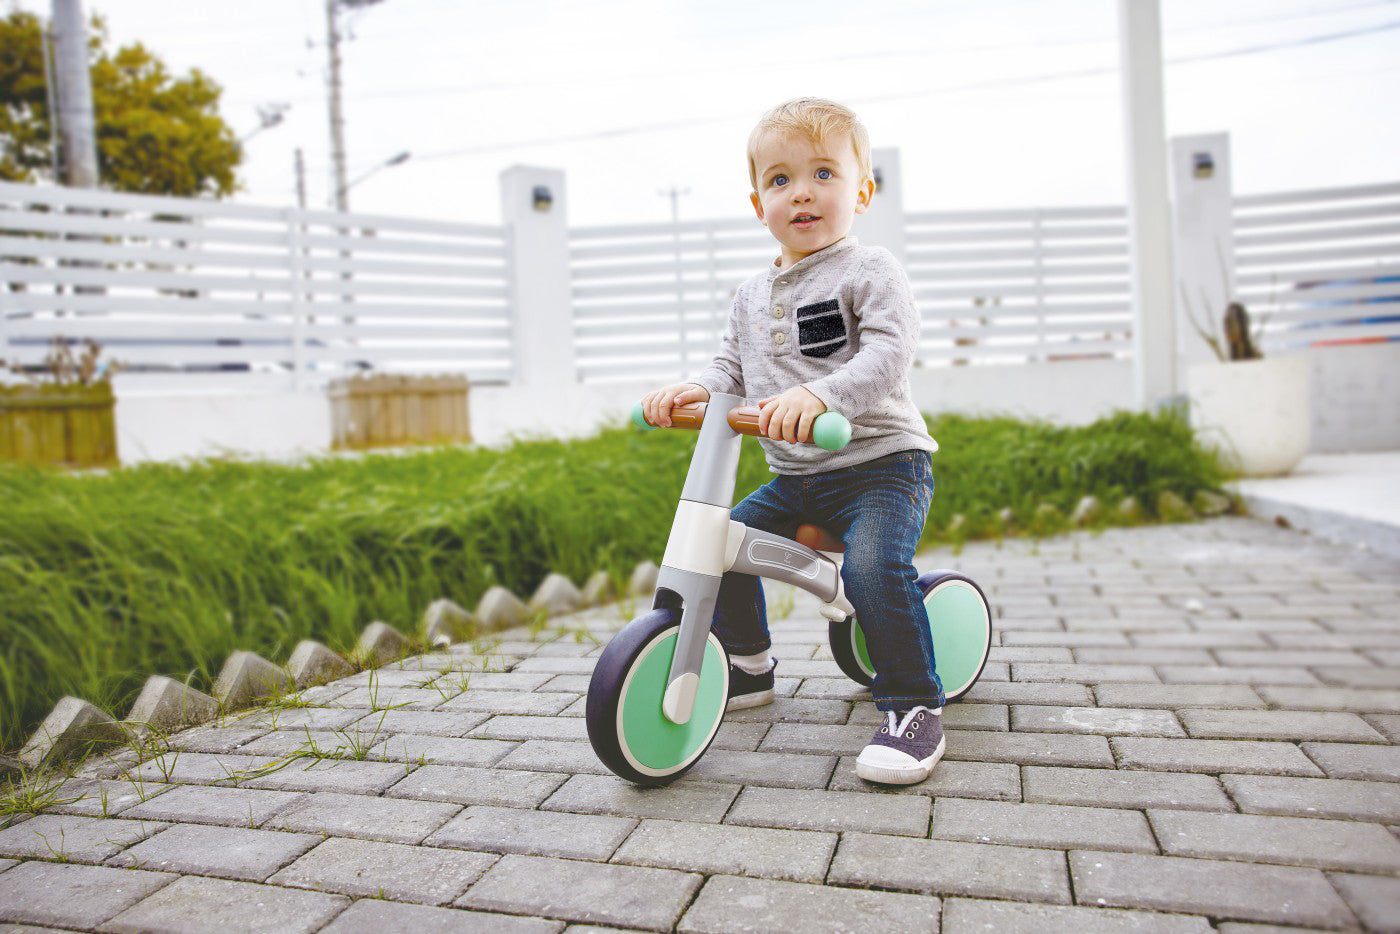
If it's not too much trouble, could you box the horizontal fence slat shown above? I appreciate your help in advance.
[1233,201,1400,230]
[1235,221,1400,249]
[1235,181,1400,210]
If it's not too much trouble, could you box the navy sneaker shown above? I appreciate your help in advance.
[856,706,945,784]
[726,660,776,712]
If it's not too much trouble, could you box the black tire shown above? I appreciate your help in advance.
[586,607,730,786]
[828,570,994,703]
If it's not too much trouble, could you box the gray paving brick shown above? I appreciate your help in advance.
[107,822,319,881]
[1068,851,1355,928]
[1217,649,1375,668]
[683,748,834,789]
[849,700,1008,732]
[1367,713,1400,741]
[471,715,590,742]
[1013,663,1160,684]
[513,657,599,675]
[542,775,740,823]
[1023,766,1231,811]
[538,674,599,693]
[0,861,174,929]
[1092,684,1266,709]
[1011,705,1184,737]
[1255,685,1400,714]
[0,814,163,864]
[387,765,567,808]
[369,734,518,767]
[1130,632,1269,649]
[1112,738,1324,776]
[1301,742,1400,782]
[328,686,449,710]
[722,697,851,724]
[726,785,930,836]
[265,790,460,843]
[241,758,409,794]
[990,646,1075,663]
[457,853,701,930]
[347,708,491,737]
[1328,872,1400,934]
[101,874,349,933]
[932,798,1157,853]
[1317,667,1400,689]
[1179,709,1386,742]
[709,720,769,751]
[232,706,365,732]
[678,874,941,934]
[449,671,556,692]
[167,726,267,754]
[269,836,496,904]
[1148,809,1400,873]
[321,898,564,934]
[612,818,835,883]
[1073,648,1216,665]
[941,898,1213,933]
[495,740,613,776]
[948,729,1114,767]
[757,722,874,756]
[1223,774,1400,823]
[829,757,1022,800]
[47,776,173,818]
[829,832,1071,903]
[0,858,14,873]
[127,751,269,786]
[1002,631,1130,647]
[959,681,1096,706]
[1157,666,1319,685]
[441,691,578,716]
[428,805,635,861]
[121,784,304,828]
[237,729,369,758]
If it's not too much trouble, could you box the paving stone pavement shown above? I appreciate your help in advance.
[3,518,1399,932]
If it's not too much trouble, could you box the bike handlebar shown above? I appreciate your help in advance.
[631,401,852,452]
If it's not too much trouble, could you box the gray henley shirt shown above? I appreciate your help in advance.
[691,237,938,474]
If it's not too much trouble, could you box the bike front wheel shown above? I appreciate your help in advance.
[586,607,730,786]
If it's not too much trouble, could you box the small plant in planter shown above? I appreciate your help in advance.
[1,339,122,468]
[1182,281,1311,477]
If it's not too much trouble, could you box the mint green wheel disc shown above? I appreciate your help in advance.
[924,578,992,700]
[617,629,729,778]
[851,619,876,679]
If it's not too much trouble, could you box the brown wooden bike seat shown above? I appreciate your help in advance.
[795,524,845,554]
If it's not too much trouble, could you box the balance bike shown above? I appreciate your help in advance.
[585,393,993,786]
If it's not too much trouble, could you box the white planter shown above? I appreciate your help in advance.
[1187,356,1311,477]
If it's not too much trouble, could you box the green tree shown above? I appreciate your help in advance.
[0,11,241,197]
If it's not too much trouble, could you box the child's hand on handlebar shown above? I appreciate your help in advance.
[642,382,710,428]
[757,386,827,443]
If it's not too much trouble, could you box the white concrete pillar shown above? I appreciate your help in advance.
[500,165,575,397]
[851,147,908,267]
[1117,0,1178,409]
[1168,132,1235,376]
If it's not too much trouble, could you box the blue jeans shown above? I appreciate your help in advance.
[710,449,945,711]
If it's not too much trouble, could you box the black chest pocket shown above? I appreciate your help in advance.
[796,298,847,358]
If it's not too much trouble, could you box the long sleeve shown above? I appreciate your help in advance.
[690,299,745,397]
[803,250,919,421]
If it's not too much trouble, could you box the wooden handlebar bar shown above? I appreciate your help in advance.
[664,402,763,437]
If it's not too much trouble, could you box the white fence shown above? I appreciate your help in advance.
[1234,180,1400,351]
[0,181,513,391]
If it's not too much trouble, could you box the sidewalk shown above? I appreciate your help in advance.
[1234,450,1400,560]
[1,517,1398,932]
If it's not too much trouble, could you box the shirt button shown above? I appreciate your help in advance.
[772,306,784,318]
[774,332,787,345]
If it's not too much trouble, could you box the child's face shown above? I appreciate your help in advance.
[749,130,874,268]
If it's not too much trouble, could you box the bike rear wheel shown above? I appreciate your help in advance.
[829,570,993,703]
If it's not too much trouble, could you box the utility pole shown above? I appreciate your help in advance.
[294,148,307,210]
[325,0,349,212]
[50,0,98,188]
[660,185,690,376]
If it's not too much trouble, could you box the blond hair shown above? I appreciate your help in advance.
[747,97,872,191]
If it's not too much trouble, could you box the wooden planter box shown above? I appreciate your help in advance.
[0,381,118,468]
[329,374,471,450]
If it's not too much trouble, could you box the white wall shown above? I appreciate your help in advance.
[116,389,332,464]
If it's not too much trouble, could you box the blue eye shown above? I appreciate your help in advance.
[817,168,833,180]
[772,174,788,187]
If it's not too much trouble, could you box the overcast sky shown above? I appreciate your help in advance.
[17,0,1400,226]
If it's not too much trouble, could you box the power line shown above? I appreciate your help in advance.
[412,19,1400,164]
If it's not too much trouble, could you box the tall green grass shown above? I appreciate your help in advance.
[0,408,1222,749]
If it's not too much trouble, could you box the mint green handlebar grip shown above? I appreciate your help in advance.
[812,412,852,451]
[631,402,658,431]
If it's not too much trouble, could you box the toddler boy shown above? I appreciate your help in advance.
[640,97,944,784]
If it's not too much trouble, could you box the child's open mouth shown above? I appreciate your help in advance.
[792,214,821,228]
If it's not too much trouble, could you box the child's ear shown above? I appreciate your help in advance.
[854,177,876,215]
[750,191,766,224]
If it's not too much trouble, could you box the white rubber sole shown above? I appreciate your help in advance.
[726,689,774,712]
[855,735,946,785]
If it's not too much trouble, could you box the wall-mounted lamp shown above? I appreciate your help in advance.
[873,167,884,193]
[532,185,553,212]
[1192,152,1215,179]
